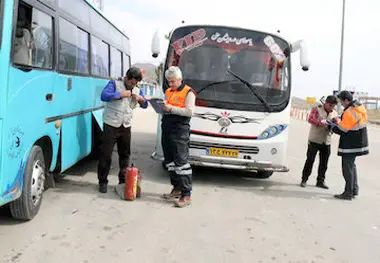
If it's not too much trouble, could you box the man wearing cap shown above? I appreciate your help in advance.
[300,95,338,189]
[330,90,369,200]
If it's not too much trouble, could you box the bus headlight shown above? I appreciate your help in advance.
[261,131,269,139]
[269,126,278,135]
[258,124,288,140]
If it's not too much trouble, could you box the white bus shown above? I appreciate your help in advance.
[150,24,309,178]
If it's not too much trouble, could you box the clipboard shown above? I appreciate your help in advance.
[149,98,166,114]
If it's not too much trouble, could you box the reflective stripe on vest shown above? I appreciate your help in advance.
[337,104,368,132]
[165,85,193,108]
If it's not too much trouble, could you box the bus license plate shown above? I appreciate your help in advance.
[207,147,239,158]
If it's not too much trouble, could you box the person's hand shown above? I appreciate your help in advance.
[162,103,173,112]
[332,117,340,123]
[321,119,328,125]
[132,94,145,103]
[120,90,131,98]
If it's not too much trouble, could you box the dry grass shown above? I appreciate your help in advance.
[368,110,380,121]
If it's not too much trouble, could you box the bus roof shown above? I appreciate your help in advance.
[83,0,129,39]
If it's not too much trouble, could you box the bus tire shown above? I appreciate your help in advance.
[10,145,46,221]
[255,171,273,179]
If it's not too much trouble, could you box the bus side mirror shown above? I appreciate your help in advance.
[291,40,310,71]
[151,29,161,58]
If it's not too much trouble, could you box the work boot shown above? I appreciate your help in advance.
[334,193,352,200]
[99,183,107,193]
[316,181,329,189]
[162,188,181,200]
[300,181,306,187]
[174,196,191,208]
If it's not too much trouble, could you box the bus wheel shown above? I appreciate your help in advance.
[255,171,273,179]
[10,145,46,220]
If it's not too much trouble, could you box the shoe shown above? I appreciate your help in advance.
[162,188,181,200]
[174,196,191,208]
[300,181,306,187]
[353,192,358,198]
[334,193,352,200]
[99,183,108,193]
[316,182,329,189]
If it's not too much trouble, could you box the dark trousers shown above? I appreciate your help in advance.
[97,124,131,184]
[302,141,331,183]
[161,127,192,196]
[342,155,359,195]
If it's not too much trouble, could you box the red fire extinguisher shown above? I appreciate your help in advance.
[125,163,138,201]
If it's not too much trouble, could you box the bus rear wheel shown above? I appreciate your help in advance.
[10,145,46,221]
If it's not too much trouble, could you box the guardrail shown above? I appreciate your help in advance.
[290,107,310,122]
[290,107,380,126]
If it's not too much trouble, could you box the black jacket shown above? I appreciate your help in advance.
[332,101,369,156]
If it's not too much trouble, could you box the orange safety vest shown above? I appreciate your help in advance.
[333,102,369,156]
[337,104,368,132]
[165,84,195,108]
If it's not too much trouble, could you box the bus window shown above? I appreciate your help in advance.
[91,35,109,77]
[31,10,53,69]
[110,46,122,78]
[59,17,89,74]
[123,53,130,74]
[13,3,33,66]
[58,0,89,26]
[12,3,53,68]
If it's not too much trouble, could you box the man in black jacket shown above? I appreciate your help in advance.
[331,91,369,200]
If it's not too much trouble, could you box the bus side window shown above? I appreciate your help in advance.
[59,17,90,74]
[13,3,53,69]
[31,9,53,68]
[281,60,289,91]
[13,4,33,66]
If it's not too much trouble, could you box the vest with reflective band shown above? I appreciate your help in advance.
[165,84,194,108]
[308,105,336,145]
[336,101,369,156]
[162,84,194,130]
[103,80,140,128]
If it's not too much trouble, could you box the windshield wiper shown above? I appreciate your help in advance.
[197,80,240,95]
[226,68,272,112]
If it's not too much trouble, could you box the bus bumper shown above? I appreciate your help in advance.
[151,151,289,172]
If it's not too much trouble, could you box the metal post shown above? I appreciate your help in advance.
[338,0,346,93]
[337,0,346,114]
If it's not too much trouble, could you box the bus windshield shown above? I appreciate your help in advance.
[166,26,291,112]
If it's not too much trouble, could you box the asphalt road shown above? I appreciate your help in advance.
[1,108,379,263]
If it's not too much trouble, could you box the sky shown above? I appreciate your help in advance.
[101,0,379,100]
